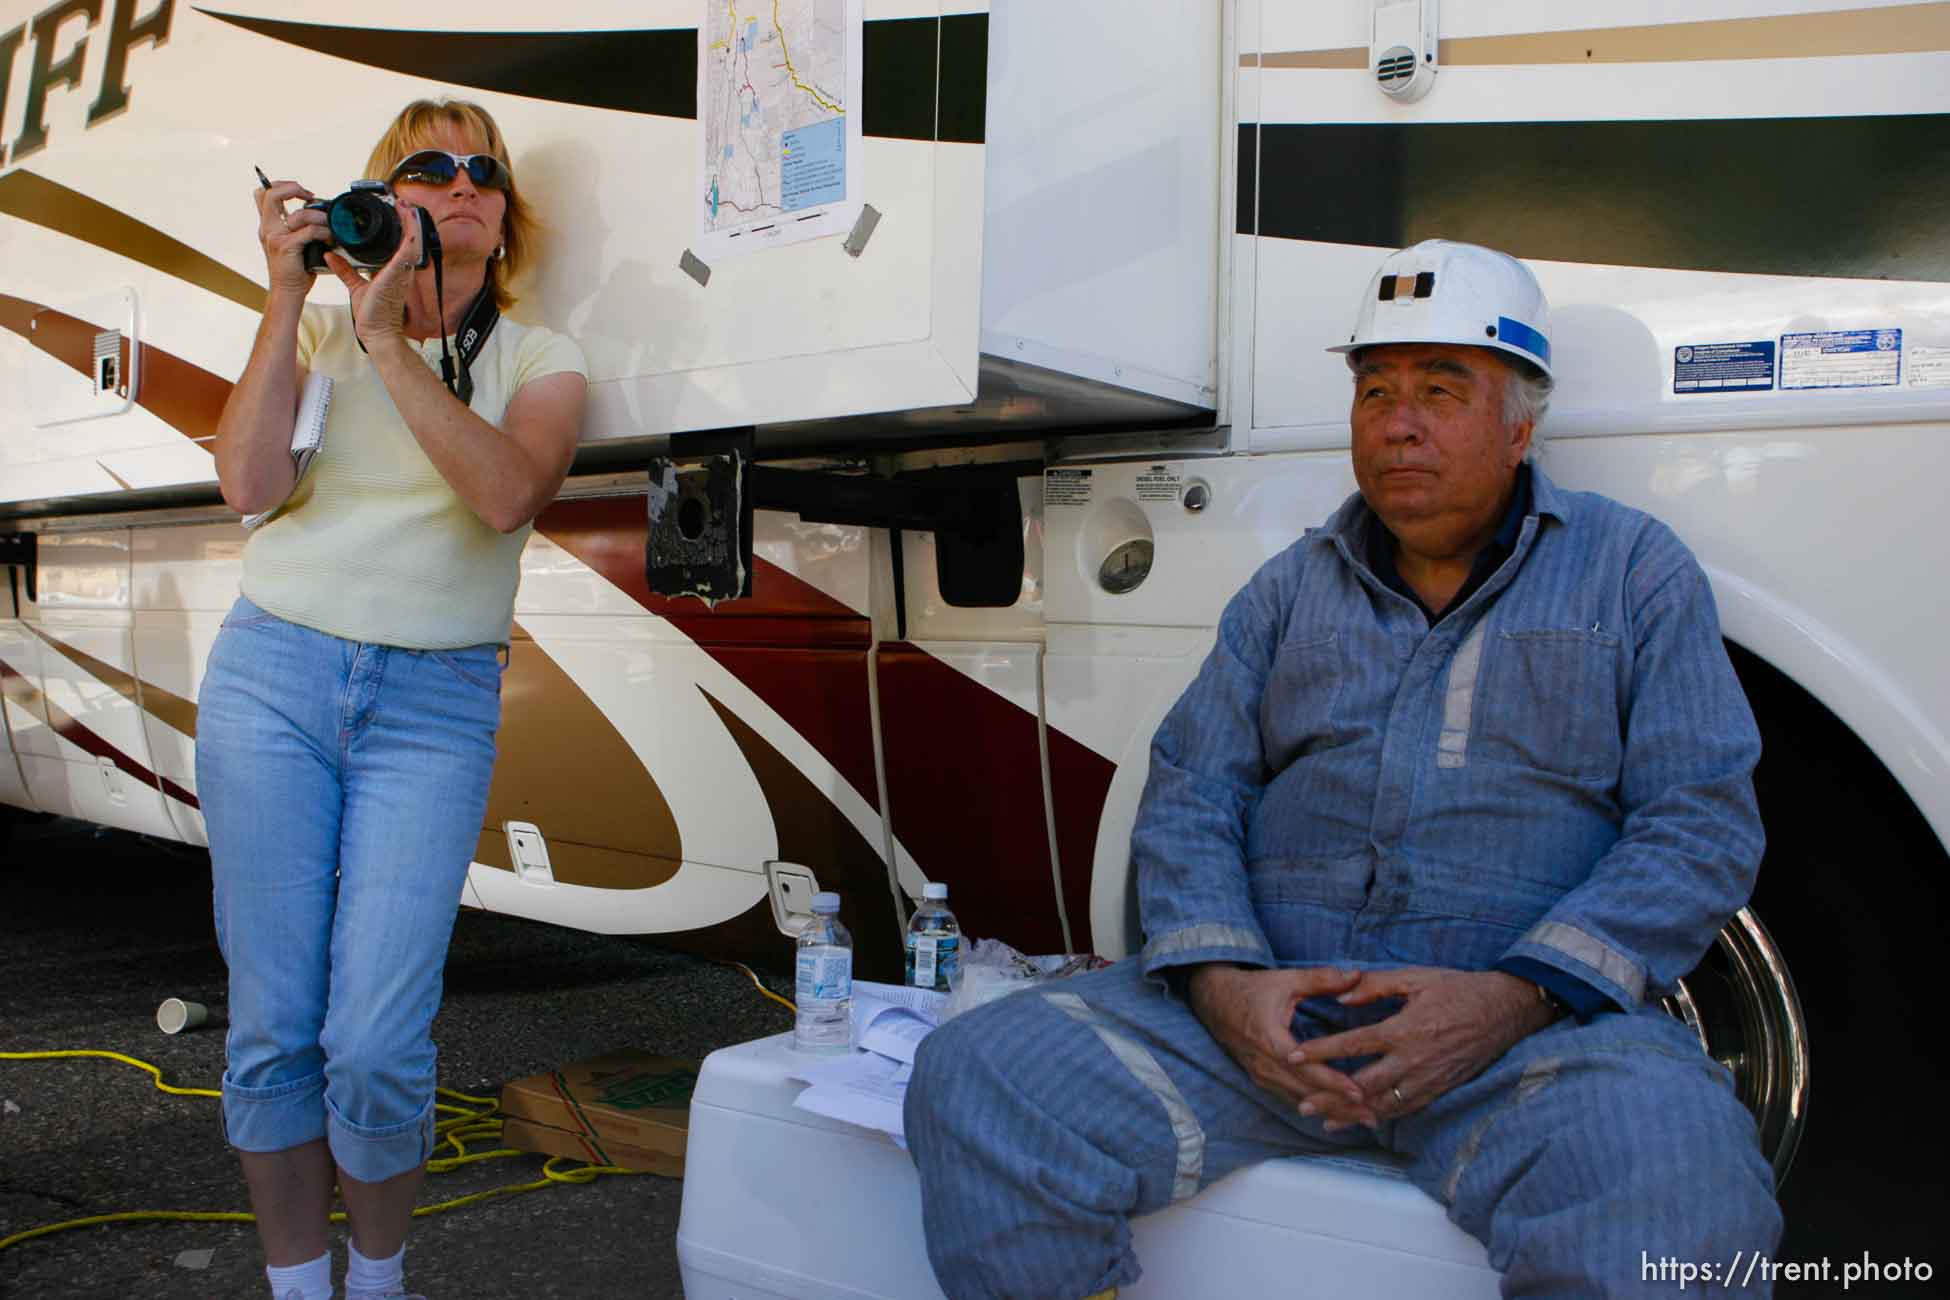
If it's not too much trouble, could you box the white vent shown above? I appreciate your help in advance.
[93,330,122,396]
[1371,0,1439,103]
[29,286,140,426]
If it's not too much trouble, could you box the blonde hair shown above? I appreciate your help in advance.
[363,98,536,310]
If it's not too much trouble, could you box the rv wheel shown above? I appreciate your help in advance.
[1661,906,1809,1189]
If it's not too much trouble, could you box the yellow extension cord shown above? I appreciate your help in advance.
[0,960,794,1254]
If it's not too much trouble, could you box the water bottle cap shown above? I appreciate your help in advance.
[922,882,948,901]
[811,891,841,913]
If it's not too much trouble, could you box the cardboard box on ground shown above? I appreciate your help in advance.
[499,1050,698,1176]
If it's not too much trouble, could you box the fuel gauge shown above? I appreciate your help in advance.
[1098,538,1154,594]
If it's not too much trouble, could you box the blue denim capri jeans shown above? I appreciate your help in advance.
[196,594,502,1183]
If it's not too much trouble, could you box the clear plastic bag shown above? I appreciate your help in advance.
[939,938,1111,1021]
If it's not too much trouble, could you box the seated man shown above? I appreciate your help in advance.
[906,240,1781,1299]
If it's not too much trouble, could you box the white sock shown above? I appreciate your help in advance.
[345,1240,405,1295]
[266,1251,333,1300]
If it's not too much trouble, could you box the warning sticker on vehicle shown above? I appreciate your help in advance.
[1134,465,1183,502]
[1907,345,1950,390]
[1673,342,1775,393]
[1045,468,1092,506]
[1779,329,1902,390]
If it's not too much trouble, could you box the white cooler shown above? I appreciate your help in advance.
[677,1033,1501,1299]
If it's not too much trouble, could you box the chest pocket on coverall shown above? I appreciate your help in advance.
[1475,627,1624,782]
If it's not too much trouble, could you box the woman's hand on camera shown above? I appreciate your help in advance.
[329,196,422,350]
[255,180,324,296]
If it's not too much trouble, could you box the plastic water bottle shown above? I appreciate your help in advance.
[905,882,961,992]
[794,892,853,1053]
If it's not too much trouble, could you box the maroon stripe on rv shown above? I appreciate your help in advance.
[0,659,200,810]
[536,496,1121,953]
[876,644,1114,956]
[534,496,881,812]
[0,294,232,442]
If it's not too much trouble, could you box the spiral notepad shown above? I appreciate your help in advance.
[241,372,333,530]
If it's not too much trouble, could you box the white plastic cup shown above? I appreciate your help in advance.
[156,998,209,1035]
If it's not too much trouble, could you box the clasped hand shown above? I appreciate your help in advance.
[1186,963,1552,1131]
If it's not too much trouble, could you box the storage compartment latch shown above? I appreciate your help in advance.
[504,820,556,886]
[765,859,822,936]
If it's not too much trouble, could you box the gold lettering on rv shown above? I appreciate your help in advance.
[88,0,172,126]
[3,0,173,166]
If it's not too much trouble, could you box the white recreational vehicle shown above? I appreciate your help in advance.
[4,0,1947,1250]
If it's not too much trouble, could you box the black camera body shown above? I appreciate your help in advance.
[300,180,437,274]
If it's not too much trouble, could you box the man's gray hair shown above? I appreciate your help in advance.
[1344,346,1555,433]
[1503,362,1554,432]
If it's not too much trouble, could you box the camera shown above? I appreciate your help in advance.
[301,180,437,274]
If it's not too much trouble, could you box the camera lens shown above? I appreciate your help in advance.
[329,191,401,264]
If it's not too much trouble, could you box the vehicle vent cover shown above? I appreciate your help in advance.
[1370,0,1439,103]
[1375,45,1418,88]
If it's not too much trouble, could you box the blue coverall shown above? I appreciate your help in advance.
[907,468,1782,1298]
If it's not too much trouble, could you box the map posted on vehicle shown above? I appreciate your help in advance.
[697,0,865,259]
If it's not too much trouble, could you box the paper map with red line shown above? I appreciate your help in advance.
[699,0,861,253]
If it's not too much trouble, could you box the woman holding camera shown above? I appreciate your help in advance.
[202,99,586,1300]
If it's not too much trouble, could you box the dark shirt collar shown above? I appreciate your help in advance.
[1368,463,1534,625]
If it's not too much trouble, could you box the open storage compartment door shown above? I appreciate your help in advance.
[572,1,986,449]
[562,0,1222,457]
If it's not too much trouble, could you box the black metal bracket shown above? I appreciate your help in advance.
[747,463,1028,618]
[0,533,36,607]
[642,451,1030,623]
[645,454,754,603]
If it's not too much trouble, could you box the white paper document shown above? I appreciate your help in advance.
[789,1048,910,1142]
[849,984,946,1065]
[859,1010,931,1065]
[852,981,949,1023]
[786,982,950,1141]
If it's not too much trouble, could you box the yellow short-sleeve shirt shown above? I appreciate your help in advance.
[242,304,586,649]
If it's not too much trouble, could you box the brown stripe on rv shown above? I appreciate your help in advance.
[0,170,266,313]
[699,686,903,982]
[0,293,234,441]
[469,622,683,890]
[0,657,199,809]
[25,622,144,710]
[196,11,990,144]
[536,496,1121,954]
[1240,116,1950,283]
[134,677,200,741]
[23,623,200,741]
[534,496,881,813]
[1251,2,1950,67]
[96,463,138,492]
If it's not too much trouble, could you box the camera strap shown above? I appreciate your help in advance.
[442,282,499,407]
[347,217,500,404]
[427,222,499,408]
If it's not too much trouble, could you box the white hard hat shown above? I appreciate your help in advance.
[1327,239,1552,378]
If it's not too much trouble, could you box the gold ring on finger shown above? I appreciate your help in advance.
[1391,1085,1407,1106]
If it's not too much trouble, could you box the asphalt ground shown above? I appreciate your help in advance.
[1,817,795,1300]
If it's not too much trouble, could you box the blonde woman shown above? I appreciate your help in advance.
[203,99,586,1300]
